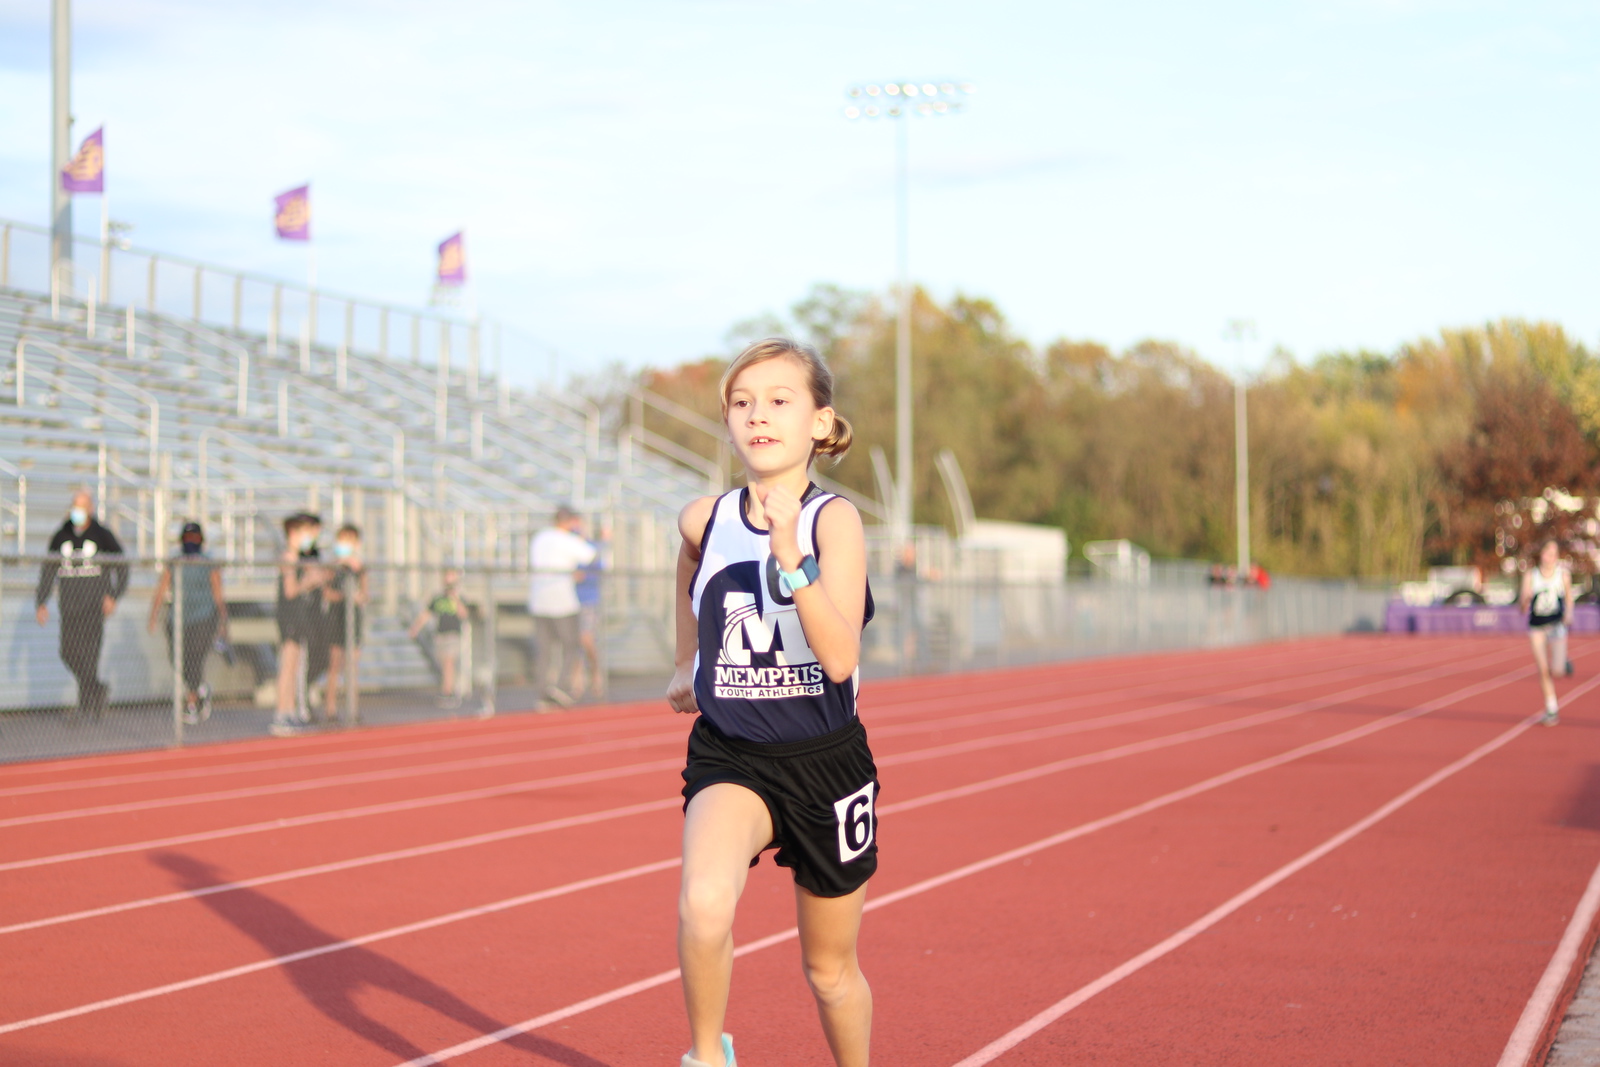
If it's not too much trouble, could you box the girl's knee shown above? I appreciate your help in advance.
[679,876,738,936]
[801,953,860,1003]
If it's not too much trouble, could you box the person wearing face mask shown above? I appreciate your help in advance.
[272,513,328,735]
[35,489,128,719]
[147,522,228,724]
[322,524,369,722]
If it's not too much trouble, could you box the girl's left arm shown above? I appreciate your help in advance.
[787,499,867,683]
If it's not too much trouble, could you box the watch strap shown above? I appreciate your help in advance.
[778,554,821,596]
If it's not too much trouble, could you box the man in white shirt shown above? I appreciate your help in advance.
[528,506,597,707]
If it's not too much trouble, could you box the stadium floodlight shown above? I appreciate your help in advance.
[1223,318,1257,580]
[843,79,974,545]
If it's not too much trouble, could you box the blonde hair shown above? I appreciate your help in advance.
[719,338,853,462]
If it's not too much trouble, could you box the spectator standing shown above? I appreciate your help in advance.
[323,524,370,723]
[273,513,328,735]
[147,521,227,724]
[410,568,467,706]
[571,525,608,701]
[35,489,127,718]
[528,506,597,708]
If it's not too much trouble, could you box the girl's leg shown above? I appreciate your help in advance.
[796,884,872,1067]
[1553,626,1571,678]
[276,640,301,716]
[680,783,773,1067]
[1531,630,1556,709]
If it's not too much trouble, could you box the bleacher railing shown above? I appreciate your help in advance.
[1,216,508,383]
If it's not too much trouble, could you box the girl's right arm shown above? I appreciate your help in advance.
[667,496,715,715]
[1519,571,1533,613]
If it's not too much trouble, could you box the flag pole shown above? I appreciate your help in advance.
[99,186,109,307]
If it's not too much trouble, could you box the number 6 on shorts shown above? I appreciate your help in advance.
[833,782,876,863]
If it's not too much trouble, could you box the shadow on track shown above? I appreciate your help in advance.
[151,852,609,1066]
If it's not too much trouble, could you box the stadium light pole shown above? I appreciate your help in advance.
[50,0,72,275]
[1224,319,1257,581]
[845,80,974,545]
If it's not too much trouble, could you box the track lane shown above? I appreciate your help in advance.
[0,643,1501,933]
[0,647,1531,1064]
[0,636,1404,812]
[0,638,1465,860]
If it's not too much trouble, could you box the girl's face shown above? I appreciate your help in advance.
[1542,542,1559,568]
[725,357,834,478]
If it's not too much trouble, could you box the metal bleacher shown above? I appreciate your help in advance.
[0,281,705,570]
[0,222,714,717]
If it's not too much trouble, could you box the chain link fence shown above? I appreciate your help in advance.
[0,552,1389,765]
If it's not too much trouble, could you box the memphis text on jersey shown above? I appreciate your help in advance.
[713,590,824,699]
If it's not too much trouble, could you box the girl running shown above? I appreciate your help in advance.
[1521,537,1574,725]
[668,338,875,1067]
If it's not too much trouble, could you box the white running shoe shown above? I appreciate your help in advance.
[679,1034,735,1067]
[1544,704,1560,727]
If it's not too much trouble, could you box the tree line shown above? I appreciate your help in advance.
[625,284,1600,579]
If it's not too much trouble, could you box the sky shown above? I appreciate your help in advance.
[0,0,1596,385]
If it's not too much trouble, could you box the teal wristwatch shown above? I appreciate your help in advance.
[777,554,821,596]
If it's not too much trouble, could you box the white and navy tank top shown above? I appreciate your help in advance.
[690,484,874,744]
[1529,565,1566,627]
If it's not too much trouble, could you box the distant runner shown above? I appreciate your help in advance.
[1521,537,1574,725]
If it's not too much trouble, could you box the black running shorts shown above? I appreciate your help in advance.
[682,715,879,898]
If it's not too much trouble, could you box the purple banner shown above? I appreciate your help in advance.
[274,185,310,241]
[61,127,104,194]
[1385,601,1600,634]
[437,232,465,285]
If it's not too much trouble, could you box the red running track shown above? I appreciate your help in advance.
[1,635,1597,1066]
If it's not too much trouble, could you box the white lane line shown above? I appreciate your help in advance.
[386,663,1536,1067]
[0,637,1392,802]
[0,858,684,1039]
[951,672,1600,1067]
[2,654,1465,935]
[0,661,1525,1042]
[0,758,684,874]
[1496,856,1600,1067]
[0,713,688,799]
[876,649,1525,772]
[0,731,690,830]
[868,642,1467,748]
[0,635,1366,785]
[0,644,1486,874]
[0,798,684,936]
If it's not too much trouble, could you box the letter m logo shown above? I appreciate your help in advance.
[717,591,816,667]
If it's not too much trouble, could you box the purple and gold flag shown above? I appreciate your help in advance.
[274,185,310,241]
[61,127,104,194]
[437,232,465,286]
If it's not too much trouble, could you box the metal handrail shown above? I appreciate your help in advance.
[16,335,161,473]
[620,423,722,494]
[431,454,550,511]
[631,387,725,438]
[197,427,320,491]
[2,213,474,332]
[270,368,407,488]
[148,313,252,418]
